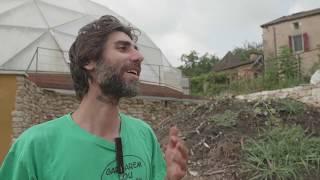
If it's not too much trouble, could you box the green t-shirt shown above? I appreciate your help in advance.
[0,113,166,180]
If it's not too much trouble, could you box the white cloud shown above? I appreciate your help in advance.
[153,31,211,66]
[94,0,320,67]
[289,0,320,14]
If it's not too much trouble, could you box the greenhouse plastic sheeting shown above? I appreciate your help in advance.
[0,0,185,91]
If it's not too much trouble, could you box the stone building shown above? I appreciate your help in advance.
[261,8,320,75]
[212,51,264,81]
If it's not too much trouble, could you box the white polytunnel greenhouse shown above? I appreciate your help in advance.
[0,0,189,93]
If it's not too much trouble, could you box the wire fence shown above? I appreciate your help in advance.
[25,47,187,92]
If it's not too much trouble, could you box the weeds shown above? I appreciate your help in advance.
[277,99,305,116]
[253,99,305,127]
[209,110,238,127]
[253,100,282,127]
[241,125,320,180]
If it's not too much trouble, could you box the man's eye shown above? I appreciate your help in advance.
[118,46,127,51]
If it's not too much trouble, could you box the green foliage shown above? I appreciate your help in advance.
[242,125,320,180]
[190,72,229,96]
[178,50,219,77]
[263,57,281,88]
[207,72,229,84]
[232,41,263,61]
[207,46,306,96]
[277,99,305,116]
[183,45,307,97]
[252,99,305,127]
[277,46,300,80]
[263,46,303,90]
[253,100,282,127]
[225,77,264,95]
[190,74,208,95]
[209,110,238,127]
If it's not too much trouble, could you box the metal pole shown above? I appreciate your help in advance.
[36,47,39,73]
[158,65,161,85]
[25,48,38,74]
[298,54,301,81]
[273,26,278,57]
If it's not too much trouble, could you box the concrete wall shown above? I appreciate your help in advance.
[262,14,320,75]
[0,75,16,163]
[236,84,320,107]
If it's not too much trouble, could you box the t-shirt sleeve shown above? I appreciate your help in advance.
[149,129,167,180]
[0,140,36,180]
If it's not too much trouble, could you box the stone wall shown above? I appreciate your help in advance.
[236,84,320,107]
[11,76,203,140]
[12,76,79,140]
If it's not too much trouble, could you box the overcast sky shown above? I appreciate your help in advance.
[93,0,320,67]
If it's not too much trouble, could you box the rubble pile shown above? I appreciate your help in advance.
[154,98,320,180]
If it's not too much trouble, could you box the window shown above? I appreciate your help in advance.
[292,34,303,52]
[289,33,309,53]
[293,22,300,29]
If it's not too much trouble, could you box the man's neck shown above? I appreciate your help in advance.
[72,91,121,142]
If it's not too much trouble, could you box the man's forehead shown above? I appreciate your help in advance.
[108,31,135,44]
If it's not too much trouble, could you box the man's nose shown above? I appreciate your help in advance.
[130,49,144,63]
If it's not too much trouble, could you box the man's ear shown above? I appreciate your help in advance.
[83,61,96,71]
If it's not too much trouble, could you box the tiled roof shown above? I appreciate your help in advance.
[212,52,254,72]
[261,8,320,28]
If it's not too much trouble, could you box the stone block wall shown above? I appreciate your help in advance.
[236,84,320,107]
[12,76,79,140]
[120,97,197,127]
[11,76,202,141]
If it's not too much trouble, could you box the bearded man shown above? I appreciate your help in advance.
[0,15,188,180]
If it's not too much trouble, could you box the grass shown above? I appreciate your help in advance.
[253,99,305,127]
[209,110,238,127]
[253,100,282,127]
[277,99,305,116]
[241,125,320,180]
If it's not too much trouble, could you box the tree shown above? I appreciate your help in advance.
[180,50,199,69]
[178,50,219,77]
[232,41,263,61]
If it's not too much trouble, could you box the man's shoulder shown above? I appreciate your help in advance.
[120,113,153,131]
[120,113,159,144]
[16,114,70,144]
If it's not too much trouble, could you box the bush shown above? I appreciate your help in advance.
[190,72,229,96]
[190,74,208,95]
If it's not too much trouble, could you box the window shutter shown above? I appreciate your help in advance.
[288,35,292,51]
[303,33,310,51]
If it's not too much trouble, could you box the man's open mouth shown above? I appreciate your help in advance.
[127,70,139,76]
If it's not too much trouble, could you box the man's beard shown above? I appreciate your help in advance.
[96,63,139,100]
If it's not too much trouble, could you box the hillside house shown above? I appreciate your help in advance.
[261,8,320,75]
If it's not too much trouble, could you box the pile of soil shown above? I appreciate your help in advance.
[154,98,320,180]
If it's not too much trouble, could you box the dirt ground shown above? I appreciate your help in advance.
[154,98,320,180]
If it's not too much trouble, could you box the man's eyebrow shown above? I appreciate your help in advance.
[114,40,139,50]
